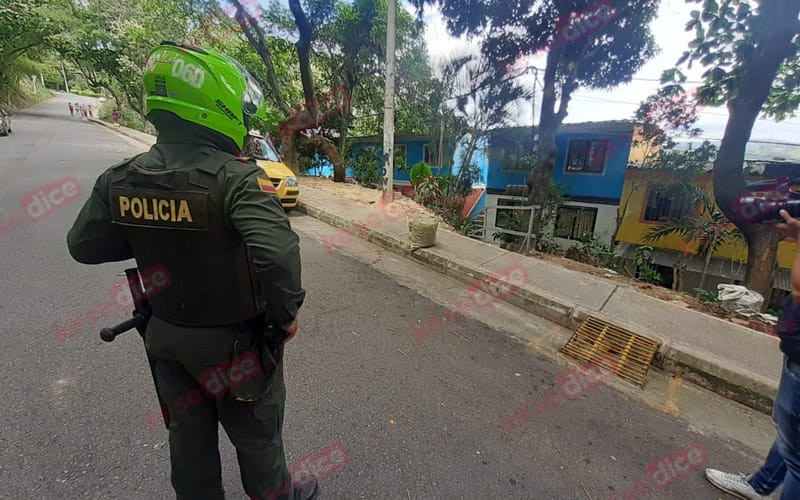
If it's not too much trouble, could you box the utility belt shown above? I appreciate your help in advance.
[155,312,288,403]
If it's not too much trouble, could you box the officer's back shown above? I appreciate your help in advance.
[67,42,315,500]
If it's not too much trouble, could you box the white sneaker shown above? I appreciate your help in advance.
[704,468,772,499]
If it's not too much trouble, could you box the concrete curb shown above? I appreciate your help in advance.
[88,118,154,146]
[297,197,777,414]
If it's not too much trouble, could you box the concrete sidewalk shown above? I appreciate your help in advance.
[297,185,783,413]
[89,118,155,147]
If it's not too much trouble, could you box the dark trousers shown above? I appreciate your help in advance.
[749,356,800,499]
[146,315,290,500]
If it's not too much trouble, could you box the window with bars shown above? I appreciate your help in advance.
[565,139,609,173]
[553,206,598,240]
[422,144,437,165]
[642,190,695,222]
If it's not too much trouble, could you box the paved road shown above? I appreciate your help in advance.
[0,94,770,499]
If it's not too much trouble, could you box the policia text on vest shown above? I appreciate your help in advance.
[111,188,208,230]
[119,196,192,223]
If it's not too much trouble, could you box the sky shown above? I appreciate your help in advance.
[414,0,800,151]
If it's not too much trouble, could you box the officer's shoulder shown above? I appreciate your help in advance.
[105,153,145,174]
[220,154,263,179]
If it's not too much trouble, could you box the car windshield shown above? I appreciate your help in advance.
[245,136,281,162]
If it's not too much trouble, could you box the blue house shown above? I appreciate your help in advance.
[307,121,636,247]
[480,121,636,247]
[306,134,462,181]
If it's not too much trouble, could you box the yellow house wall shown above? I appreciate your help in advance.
[615,170,797,269]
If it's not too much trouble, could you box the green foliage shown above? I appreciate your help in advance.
[414,175,441,204]
[350,150,382,188]
[633,245,662,284]
[670,0,800,121]
[98,98,145,131]
[455,161,482,195]
[409,161,432,186]
[566,233,615,269]
[643,183,746,257]
[639,266,663,285]
[439,207,474,235]
[493,211,523,245]
[72,88,102,97]
[691,288,719,303]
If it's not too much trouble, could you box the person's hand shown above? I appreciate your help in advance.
[281,318,298,343]
[777,209,800,241]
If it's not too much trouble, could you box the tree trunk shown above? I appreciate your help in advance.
[460,130,479,181]
[526,40,575,240]
[281,131,299,174]
[742,224,780,309]
[297,135,344,181]
[711,0,799,305]
[699,242,714,290]
[289,0,318,120]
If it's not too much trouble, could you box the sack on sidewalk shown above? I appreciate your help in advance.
[408,213,438,248]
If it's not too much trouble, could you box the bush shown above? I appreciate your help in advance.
[493,211,524,245]
[414,175,441,204]
[691,288,719,303]
[633,245,662,284]
[409,162,432,185]
[440,207,474,234]
[566,233,615,269]
[73,89,102,97]
[351,151,382,188]
[98,99,146,131]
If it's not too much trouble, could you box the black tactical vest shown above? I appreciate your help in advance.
[108,149,267,326]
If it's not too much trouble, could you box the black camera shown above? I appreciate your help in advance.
[735,197,800,223]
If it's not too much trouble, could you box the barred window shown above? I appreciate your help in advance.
[642,190,695,222]
[554,206,597,240]
[565,140,608,173]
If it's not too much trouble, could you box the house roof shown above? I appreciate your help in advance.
[348,134,433,143]
[349,121,638,143]
[487,120,637,135]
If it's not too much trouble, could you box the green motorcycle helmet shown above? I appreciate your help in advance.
[143,41,265,150]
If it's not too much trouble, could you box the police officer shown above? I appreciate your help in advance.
[66,42,316,500]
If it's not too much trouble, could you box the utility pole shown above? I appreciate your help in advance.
[530,67,538,156]
[61,62,70,93]
[381,0,397,202]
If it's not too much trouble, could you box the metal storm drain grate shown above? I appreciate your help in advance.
[560,316,660,387]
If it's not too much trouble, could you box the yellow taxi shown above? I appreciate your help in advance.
[245,133,299,210]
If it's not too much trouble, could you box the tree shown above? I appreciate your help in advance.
[55,0,189,121]
[229,0,349,180]
[443,54,522,180]
[0,0,63,82]
[313,0,427,148]
[411,0,660,239]
[644,182,745,290]
[673,0,800,306]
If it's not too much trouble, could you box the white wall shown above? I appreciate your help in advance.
[552,201,618,249]
[482,194,619,249]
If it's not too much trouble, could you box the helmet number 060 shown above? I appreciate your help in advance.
[171,59,205,89]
